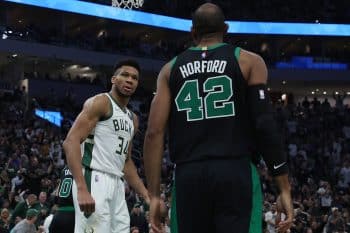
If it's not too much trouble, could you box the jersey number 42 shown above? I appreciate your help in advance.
[175,75,235,121]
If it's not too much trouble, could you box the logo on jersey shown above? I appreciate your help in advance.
[201,51,207,59]
[259,90,265,100]
[84,227,94,233]
[273,162,286,170]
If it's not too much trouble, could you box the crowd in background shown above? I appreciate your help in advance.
[1,84,350,233]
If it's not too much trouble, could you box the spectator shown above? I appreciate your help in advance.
[11,209,44,233]
[10,194,37,227]
[0,208,10,233]
[302,97,310,109]
[339,162,350,187]
[264,203,277,233]
[130,203,148,233]
[35,192,50,226]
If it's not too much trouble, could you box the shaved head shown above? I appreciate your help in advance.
[192,3,226,38]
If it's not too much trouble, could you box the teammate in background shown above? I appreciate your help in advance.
[143,3,293,233]
[63,59,150,233]
[49,166,75,233]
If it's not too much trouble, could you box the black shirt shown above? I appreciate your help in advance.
[169,43,254,164]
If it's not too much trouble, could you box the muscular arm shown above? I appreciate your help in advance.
[241,50,293,232]
[143,62,171,232]
[123,114,149,202]
[62,95,109,212]
[242,50,288,175]
[143,62,171,198]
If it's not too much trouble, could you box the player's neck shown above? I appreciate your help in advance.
[109,91,129,109]
[196,37,223,48]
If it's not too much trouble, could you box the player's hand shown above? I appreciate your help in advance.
[276,194,293,233]
[77,188,95,215]
[149,197,164,233]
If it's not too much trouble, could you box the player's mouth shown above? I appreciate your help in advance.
[123,86,133,92]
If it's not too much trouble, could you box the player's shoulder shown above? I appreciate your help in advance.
[157,60,174,82]
[237,49,267,81]
[239,49,265,65]
[82,93,110,116]
[84,93,109,106]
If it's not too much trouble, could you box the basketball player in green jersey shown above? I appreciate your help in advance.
[144,3,293,233]
[49,166,75,233]
[63,59,149,233]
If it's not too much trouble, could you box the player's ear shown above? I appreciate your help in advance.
[191,26,199,45]
[223,23,228,35]
[111,76,116,84]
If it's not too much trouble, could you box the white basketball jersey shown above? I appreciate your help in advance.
[81,93,134,177]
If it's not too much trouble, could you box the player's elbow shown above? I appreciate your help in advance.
[62,136,76,154]
[62,138,70,153]
[145,127,164,141]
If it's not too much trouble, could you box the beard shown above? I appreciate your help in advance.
[114,86,133,97]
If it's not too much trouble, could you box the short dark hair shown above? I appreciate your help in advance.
[192,3,226,37]
[113,59,141,75]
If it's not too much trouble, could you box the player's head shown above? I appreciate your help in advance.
[191,3,228,44]
[111,59,140,98]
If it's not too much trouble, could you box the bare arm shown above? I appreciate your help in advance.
[123,114,149,203]
[143,62,171,233]
[244,50,293,232]
[62,94,109,213]
[143,62,171,198]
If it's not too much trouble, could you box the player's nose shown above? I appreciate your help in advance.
[125,75,135,84]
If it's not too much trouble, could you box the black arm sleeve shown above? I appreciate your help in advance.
[247,84,288,176]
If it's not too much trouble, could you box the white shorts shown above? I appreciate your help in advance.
[72,169,130,233]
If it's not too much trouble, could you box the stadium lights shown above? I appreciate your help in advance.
[311,91,315,95]
[68,64,79,69]
[4,0,350,36]
[335,91,339,95]
[323,91,327,95]
[81,66,91,71]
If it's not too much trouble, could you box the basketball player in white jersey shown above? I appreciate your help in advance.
[63,59,149,233]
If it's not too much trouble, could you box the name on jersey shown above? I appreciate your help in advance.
[179,60,227,78]
[64,169,72,176]
[113,119,132,135]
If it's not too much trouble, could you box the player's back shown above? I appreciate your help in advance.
[169,43,255,164]
[81,93,134,177]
